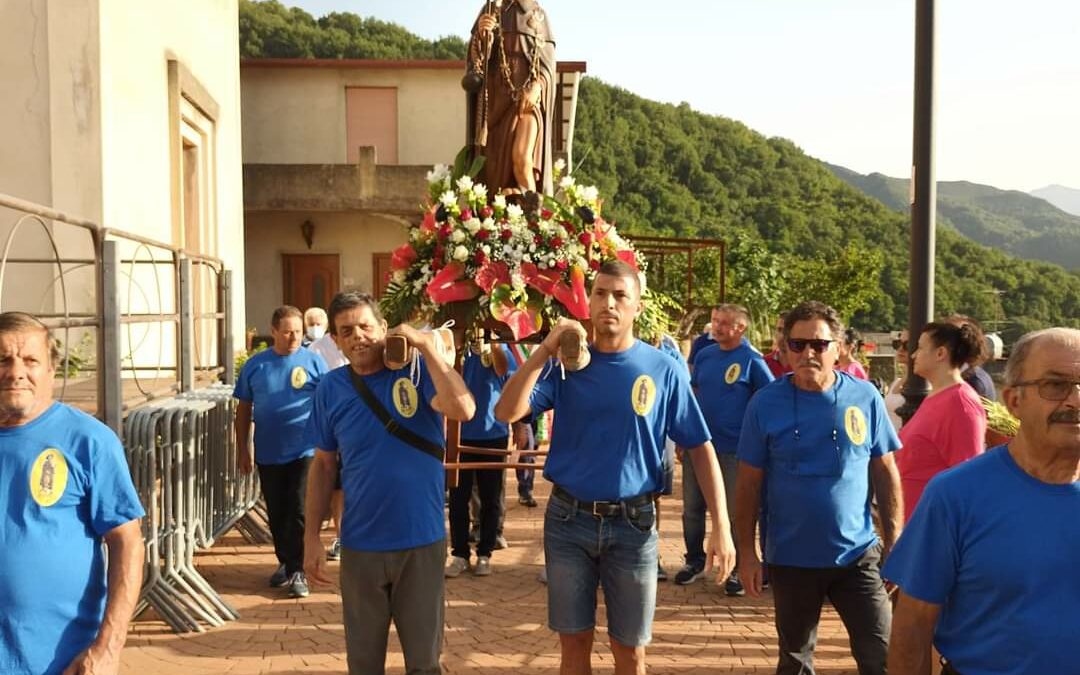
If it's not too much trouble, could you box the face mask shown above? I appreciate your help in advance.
[306,325,326,341]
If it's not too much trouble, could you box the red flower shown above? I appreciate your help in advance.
[534,235,544,245]
[438,225,452,240]
[589,259,601,271]
[555,260,568,271]
[479,206,493,219]
[390,243,417,271]
[578,232,593,246]
[461,208,473,222]
[551,236,563,248]
[474,250,487,265]
[422,209,437,233]
[500,229,513,241]
[541,209,554,220]
[476,229,490,240]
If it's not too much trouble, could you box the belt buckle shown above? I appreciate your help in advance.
[592,501,618,518]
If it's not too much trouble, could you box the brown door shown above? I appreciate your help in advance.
[345,87,398,164]
[372,252,393,300]
[283,254,340,311]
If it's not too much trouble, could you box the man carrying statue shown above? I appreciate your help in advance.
[464,0,557,195]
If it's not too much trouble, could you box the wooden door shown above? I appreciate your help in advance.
[345,87,398,164]
[372,252,393,300]
[283,254,340,311]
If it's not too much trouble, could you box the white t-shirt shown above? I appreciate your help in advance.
[307,333,348,369]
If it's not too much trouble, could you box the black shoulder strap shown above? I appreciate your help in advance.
[348,368,445,462]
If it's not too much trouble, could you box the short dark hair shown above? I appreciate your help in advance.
[715,303,751,326]
[595,259,641,294]
[923,320,985,369]
[782,301,843,342]
[327,291,383,334]
[0,311,60,368]
[843,327,863,349]
[271,305,303,329]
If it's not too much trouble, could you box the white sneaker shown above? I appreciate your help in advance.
[474,556,492,577]
[445,556,470,578]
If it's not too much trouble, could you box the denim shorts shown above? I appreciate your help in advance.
[543,492,659,647]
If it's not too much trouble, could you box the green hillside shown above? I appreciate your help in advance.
[239,0,1080,341]
[827,164,1080,271]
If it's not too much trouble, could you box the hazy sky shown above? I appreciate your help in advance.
[286,0,1079,193]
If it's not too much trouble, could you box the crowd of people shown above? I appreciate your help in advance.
[0,260,1077,675]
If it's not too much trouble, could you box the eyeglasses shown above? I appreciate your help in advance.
[1011,379,1080,402]
[787,338,836,353]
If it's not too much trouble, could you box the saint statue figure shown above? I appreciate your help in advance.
[463,0,557,195]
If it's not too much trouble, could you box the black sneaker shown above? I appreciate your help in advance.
[268,564,289,588]
[518,494,538,507]
[673,564,705,585]
[725,572,746,597]
[288,571,310,598]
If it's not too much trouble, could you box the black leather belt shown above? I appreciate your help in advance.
[552,485,655,518]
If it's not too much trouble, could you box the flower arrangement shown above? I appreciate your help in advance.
[380,154,643,340]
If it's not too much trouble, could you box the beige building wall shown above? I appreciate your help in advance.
[243,211,408,331]
[241,66,465,167]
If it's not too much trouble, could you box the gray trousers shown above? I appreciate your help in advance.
[340,540,446,675]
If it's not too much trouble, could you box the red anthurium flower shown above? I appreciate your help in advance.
[474,250,487,265]
[426,262,480,303]
[390,243,417,271]
[615,249,639,270]
[422,209,437,233]
[475,261,511,293]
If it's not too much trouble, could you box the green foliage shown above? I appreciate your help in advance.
[235,341,268,376]
[239,0,467,60]
[635,289,683,345]
[54,333,94,379]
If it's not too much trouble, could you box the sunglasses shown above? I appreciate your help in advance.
[787,338,836,353]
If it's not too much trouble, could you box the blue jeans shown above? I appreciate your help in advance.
[543,491,658,647]
[681,452,738,569]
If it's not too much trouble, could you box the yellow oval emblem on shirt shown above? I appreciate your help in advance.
[393,378,419,418]
[631,375,657,416]
[725,362,741,384]
[30,448,69,507]
[290,366,308,389]
[844,406,868,445]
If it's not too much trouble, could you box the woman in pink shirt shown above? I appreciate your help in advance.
[836,327,868,379]
[896,321,988,522]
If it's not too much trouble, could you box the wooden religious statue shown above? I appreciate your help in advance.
[463,0,557,196]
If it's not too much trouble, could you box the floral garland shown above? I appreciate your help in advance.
[381,160,642,340]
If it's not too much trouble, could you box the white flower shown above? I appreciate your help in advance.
[554,158,567,173]
[456,175,474,192]
[559,176,575,190]
[451,229,466,243]
[464,218,481,234]
[506,204,523,220]
[547,257,556,268]
[482,245,491,255]
[481,217,496,230]
[523,254,533,263]
[581,186,599,203]
[453,245,469,262]
[439,190,457,207]
[556,225,568,239]
[511,273,526,291]
[528,244,537,253]
[392,269,406,284]
[493,194,507,210]
[472,184,488,202]
[502,244,514,256]
[426,164,450,185]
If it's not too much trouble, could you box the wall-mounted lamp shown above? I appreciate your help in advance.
[300,219,315,249]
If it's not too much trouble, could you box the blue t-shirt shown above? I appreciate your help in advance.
[460,345,517,442]
[0,403,145,675]
[687,331,714,365]
[531,340,710,501]
[737,373,900,567]
[233,347,327,465]
[308,361,445,552]
[882,446,1080,675]
[691,341,774,453]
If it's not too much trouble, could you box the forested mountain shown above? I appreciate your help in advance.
[239,0,1080,341]
[828,165,1080,271]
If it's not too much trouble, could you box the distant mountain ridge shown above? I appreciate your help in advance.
[827,165,1080,270]
[1031,184,1080,217]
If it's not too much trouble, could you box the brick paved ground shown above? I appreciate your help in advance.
[122,470,862,674]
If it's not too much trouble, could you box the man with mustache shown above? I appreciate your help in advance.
[884,327,1080,675]
[303,291,475,675]
[736,300,903,675]
[495,260,736,675]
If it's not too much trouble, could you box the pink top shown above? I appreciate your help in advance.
[837,361,868,380]
[896,382,987,522]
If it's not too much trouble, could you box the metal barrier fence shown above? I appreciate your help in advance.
[125,386,271,633]
[0,193,263,633]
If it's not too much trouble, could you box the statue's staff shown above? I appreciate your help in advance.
[463,0,503,149]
